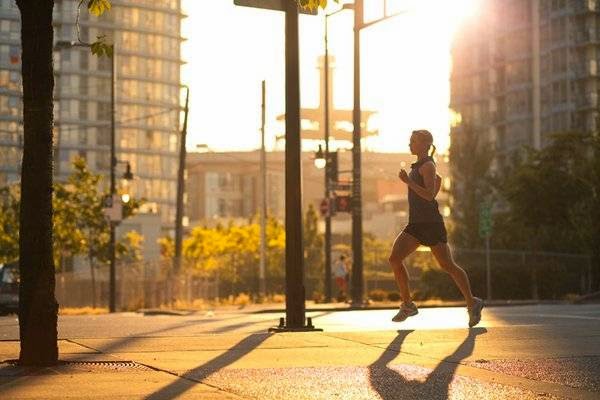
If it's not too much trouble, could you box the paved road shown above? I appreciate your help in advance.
[1,304,599,399]
[2,303,600,339]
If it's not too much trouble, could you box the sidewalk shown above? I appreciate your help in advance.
[1,313,599,399]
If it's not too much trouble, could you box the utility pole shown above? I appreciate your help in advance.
[323,15,332,303]
[259,80,267,299]
[351,0,365,307]
[174,85,190,274]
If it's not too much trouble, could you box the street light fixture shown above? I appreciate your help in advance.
[314,144,326,169]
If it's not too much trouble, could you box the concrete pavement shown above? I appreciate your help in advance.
[0,304,599,399]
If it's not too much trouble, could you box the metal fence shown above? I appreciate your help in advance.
[55,261,218,310]
[366,248,594,301]
[54,248,595,309]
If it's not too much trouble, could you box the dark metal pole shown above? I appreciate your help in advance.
[109,44,117,313]
[324,14,332,303]
[351,0,364,306]
[259,80,267,298]
[284,0,305,328]
[174,86,189,274]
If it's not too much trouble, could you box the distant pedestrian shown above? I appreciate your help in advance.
[333,254,348,299]
[389,129,483,327]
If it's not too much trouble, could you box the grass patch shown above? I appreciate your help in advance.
[59,307,109,315]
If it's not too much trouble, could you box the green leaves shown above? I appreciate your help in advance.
[91,35,113,58]
[297,0,335,10]
[495,133,600,254]
[447,124,494,248]
[87,0,111,17]
[0,186,20,264]
[52,157,143,268]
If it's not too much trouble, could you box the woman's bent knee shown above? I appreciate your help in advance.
[389,253,404,265]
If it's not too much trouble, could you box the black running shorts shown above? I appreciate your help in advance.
[402,222,447,246]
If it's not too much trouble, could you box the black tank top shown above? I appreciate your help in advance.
[408,156,443,223]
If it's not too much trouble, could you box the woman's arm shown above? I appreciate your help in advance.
[401,162,438,201]
[435,174,442,197]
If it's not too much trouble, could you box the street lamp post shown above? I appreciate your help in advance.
[108,42,118,313]
[350,1,410,307]
[322,3,354,303]
[351,0,365,307]
[55,40,122,312]
[173,85,190,275]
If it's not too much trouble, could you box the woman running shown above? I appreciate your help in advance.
[389,129,483,327]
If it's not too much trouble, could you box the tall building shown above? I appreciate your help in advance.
[450,0,599,166]
[0,0,184,227]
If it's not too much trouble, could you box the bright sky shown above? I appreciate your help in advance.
[181,0,479,155]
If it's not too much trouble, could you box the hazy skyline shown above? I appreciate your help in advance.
[181,0,479,155]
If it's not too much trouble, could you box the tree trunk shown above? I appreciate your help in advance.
[17,0,58,366]
[89,250,97,309]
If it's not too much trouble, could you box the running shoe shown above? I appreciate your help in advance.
[392,302,418,322]
[468,297,484,327]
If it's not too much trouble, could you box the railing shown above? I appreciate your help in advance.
[365,248,594,301]
[55,261,218,310]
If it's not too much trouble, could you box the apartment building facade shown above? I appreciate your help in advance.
[451,0,600,166]
[0,0,184,226]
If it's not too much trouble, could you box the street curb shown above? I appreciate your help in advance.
[252,300,564,314]
[137,309,195,316]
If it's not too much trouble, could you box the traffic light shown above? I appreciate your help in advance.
[326,151,338,183]
[335,195,352,213]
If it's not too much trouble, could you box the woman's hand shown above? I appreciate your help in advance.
[398,169,409,183]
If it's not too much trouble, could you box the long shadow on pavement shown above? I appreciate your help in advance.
[369,328,487,400]
[145,332,272,400]
[210,311,332,334]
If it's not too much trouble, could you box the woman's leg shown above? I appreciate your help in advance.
[430,243,475,307]
[389,232,420,304]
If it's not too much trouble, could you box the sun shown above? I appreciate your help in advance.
[438,0,480,33]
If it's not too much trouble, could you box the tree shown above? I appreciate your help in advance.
[182,217,286,297]
[16,0,59,366]
[117,231,144,263]
[303,205,323,290]
[158,236,175,261]
[53,181,86,272]
[447,124,494,248]
[495,133,600,292]
[0,185,20,264]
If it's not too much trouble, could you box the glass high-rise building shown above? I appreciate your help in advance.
[0,0,184,226]
[451,0,600,167]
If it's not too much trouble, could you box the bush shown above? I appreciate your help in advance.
[368,289,388,302]
[234,293,250,307]
[312,291,324,303]
[387,291,401,302]
[270,293,285,303]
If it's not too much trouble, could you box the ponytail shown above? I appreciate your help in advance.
[430,144,436,157]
